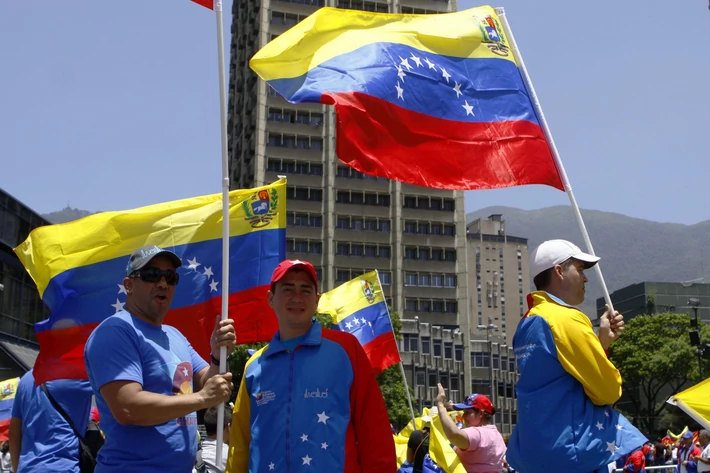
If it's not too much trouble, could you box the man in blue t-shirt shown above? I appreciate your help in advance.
[84,245,236,473]
[9,369,93,473]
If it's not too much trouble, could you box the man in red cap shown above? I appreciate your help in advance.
[226,260,396,473]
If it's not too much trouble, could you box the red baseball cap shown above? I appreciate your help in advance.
[270,260,318,291]
[452,393,495,415]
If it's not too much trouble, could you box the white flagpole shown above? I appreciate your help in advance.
[214,0,230,464]
[496,7,616,315]
[375,270,417,430]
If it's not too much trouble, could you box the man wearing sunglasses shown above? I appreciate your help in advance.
[84,245,236,473]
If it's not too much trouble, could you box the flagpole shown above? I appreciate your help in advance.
[496,7,616,315]
[375,270,417,429]
[214,0,230,463]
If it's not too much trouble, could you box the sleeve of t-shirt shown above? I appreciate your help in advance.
[188,342,208,376]
[460,427,483,451]
[85,318,145,389]
[10,374,29,420]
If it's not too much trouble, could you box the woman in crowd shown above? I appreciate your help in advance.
[435,384,506,473]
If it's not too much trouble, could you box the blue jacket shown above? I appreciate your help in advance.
[507,292,647,473]
[227,321,396,473]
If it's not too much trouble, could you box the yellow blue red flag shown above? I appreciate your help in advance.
[250,6,562,192]
[0,377,19,441]
[317,271,400,374]
[15,180,286,384]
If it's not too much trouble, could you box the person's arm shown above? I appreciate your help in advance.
[9,417,21,473]
[434,384,469,450]
[100,374,232,426]
[548,309,622,405]
[225,354,256,473]
[194,317,236,393]
[343,335,396,473]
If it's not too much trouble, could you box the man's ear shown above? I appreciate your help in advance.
[266,290,274,308]
[123,276,133,294]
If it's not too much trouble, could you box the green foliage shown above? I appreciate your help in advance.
[609,312,710,436]
[229,343,267,396]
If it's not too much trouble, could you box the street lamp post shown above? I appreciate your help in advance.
[477,324,498,399]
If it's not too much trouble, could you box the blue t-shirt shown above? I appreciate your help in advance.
[84,311,209,473]
[11,370,92,473]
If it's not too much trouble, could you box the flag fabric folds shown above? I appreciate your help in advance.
[0,377,20,441]
[668,378,710,431]
[317,270,400,374]
[191,0,214,10]
[15,180,287,384]
[249,6,563,192]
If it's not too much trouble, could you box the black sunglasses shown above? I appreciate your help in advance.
[130,267,180,286]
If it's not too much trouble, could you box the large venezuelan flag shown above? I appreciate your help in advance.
[15,180,286,384]
[0,377,20,441]
[317,271,400,374]
[250,6,563,191]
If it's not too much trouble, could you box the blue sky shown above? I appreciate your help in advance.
[1,0,708,224]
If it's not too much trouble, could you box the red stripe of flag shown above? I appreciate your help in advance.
[191,0,214,10]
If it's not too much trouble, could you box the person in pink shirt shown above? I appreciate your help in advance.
[435,384,506,473]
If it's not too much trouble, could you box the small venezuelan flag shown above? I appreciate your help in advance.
[15,180,287,384]
[250,6,563,192]
[317,271,400,374]
[0,377,20,441]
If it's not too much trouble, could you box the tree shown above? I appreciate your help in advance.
[609,312,710,436]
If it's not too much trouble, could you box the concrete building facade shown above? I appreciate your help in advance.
[595,281,710,322]
[399,318,518,436]
[466,214,530,345]
[0,188,45,378]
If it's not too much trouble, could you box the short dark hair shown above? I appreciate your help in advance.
[203,405,232,435]
[533,258,575,291]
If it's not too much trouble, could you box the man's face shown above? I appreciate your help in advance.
[557,258,588,306]
[267,269,319,334]
[124,255,177,323]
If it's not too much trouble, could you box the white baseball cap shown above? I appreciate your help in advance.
[530,239,600,279]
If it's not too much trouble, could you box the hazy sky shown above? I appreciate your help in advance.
[1,0,708,224]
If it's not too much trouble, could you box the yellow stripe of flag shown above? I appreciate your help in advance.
[250,6,515,82]
[14,179,287,297]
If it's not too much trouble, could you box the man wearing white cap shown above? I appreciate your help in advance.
[507,240,647,473]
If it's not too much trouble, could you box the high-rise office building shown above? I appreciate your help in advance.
[0,188,47,378]
[466,214,529,345]
[227,0,469,345]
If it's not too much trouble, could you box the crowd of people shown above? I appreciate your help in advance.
[2,239,709,473]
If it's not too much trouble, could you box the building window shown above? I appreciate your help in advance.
[405,272,417,286]
[428,372,438,388]
[404,221,416,233]
[379,271,391,285]
[431,275,443,287]
[492,354,500,370]
[336,269,350,282]
[455,346,463,361]
[433,341,442,357]
[416,371,426,387]
[336,243,349,256]
[471,352,490,368]
[403,334,418,352]
[450,376,460,392]
[419,274,430,287]
[444,343,453,359]
[405,299,417,312]
[404,247,417,259]
[422,337,431,354]
[445,275,457,288]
